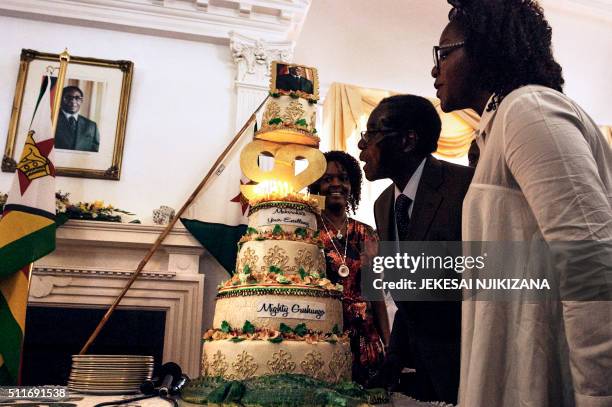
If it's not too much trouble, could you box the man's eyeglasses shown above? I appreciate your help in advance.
[359,129,398,145]
[432,41,465,70]
[63,95,83,102]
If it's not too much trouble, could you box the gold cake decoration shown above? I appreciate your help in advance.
[262,245,292,273]
[230,351,258,380]
[208,350,229,377]
[267,350,296,374]
[282,100,306,126]
[300,351,327,381]
[261,100,282,128]
[201,353,209,376]
[236,247,259,274]
[328,350,353,383]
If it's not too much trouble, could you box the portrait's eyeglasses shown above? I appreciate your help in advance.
[359,129,399,145]
[432,41,465,70]
[63,95,83,102]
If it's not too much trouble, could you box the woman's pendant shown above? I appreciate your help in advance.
[338,264,350,278]
[336,230,343,240]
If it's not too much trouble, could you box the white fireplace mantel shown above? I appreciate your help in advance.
[30,220,205,377]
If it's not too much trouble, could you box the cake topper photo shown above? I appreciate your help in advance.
[271,62,319,101]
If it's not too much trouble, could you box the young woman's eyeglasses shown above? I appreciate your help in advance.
[432,41,465,70]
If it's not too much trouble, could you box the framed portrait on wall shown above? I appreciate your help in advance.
[271,62,319,101]
[2,49,133,180]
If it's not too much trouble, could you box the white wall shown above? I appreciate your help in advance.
[295,0,612,124]
[545,9,612,124]
[294,0,612,226]
[0,15,237,222]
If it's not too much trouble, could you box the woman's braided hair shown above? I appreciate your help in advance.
[448,0,564,111]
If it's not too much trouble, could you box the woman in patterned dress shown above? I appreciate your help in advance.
[309,150,390,386]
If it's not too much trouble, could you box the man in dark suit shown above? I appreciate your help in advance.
[55,86,100,152]
[359,95,473,404]
[275,66,314,94]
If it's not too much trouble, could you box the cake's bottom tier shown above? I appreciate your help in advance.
[202,340,352,384]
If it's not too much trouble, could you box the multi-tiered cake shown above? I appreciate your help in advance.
[200,62,352,384]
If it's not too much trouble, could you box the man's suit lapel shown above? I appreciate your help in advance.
[407,157,444,241]
[376,186,395,241]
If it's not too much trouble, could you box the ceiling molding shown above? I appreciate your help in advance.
[0,0,312,43]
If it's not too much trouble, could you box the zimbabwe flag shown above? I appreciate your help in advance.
[0,75,57,384]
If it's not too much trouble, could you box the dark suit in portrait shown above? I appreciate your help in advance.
[276,74,314,94]
[55,113,100,152]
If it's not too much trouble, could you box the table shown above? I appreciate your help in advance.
[5,392,454,406]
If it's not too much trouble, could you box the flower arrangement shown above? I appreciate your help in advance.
[56,191,138,224]
[3,191,137,223]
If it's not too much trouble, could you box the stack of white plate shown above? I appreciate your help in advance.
[68,355,154,395]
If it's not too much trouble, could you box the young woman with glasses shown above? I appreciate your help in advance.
[431,1,612,405]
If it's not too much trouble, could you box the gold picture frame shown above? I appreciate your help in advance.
[270,61,319,101]
[2,49,133,180]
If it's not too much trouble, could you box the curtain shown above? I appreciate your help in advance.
[322,83,395,151]
[322,82,480,158]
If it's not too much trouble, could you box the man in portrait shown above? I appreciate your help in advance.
[275,65,314,94]
[55,86,100,152]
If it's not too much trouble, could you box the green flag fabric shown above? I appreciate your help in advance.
[181,219,246,274]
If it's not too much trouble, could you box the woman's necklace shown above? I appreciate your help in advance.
[322,213,348,240]
[321,216,351,278]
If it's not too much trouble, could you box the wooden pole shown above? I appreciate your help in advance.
[79,96,269,355]
[51,50,71,135]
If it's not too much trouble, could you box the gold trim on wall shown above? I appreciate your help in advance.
[2,49,133,180]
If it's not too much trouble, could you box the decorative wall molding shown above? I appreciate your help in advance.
[33,266,176,279]
[0,0,312,43]
[229,31,292,129]
[30,220,205,377]
[230,31,294,86]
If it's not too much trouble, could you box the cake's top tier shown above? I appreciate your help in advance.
[255,62,319,147]
[247,199,319,233]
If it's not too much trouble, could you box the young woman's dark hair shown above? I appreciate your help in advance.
[448,0,564,110]
[309,151,362,214]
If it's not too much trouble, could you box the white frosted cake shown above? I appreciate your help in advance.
[200,62,351,385]
[201,196,351,383]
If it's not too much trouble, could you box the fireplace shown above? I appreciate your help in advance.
[22,306,166,385]
[28,220,205,377]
